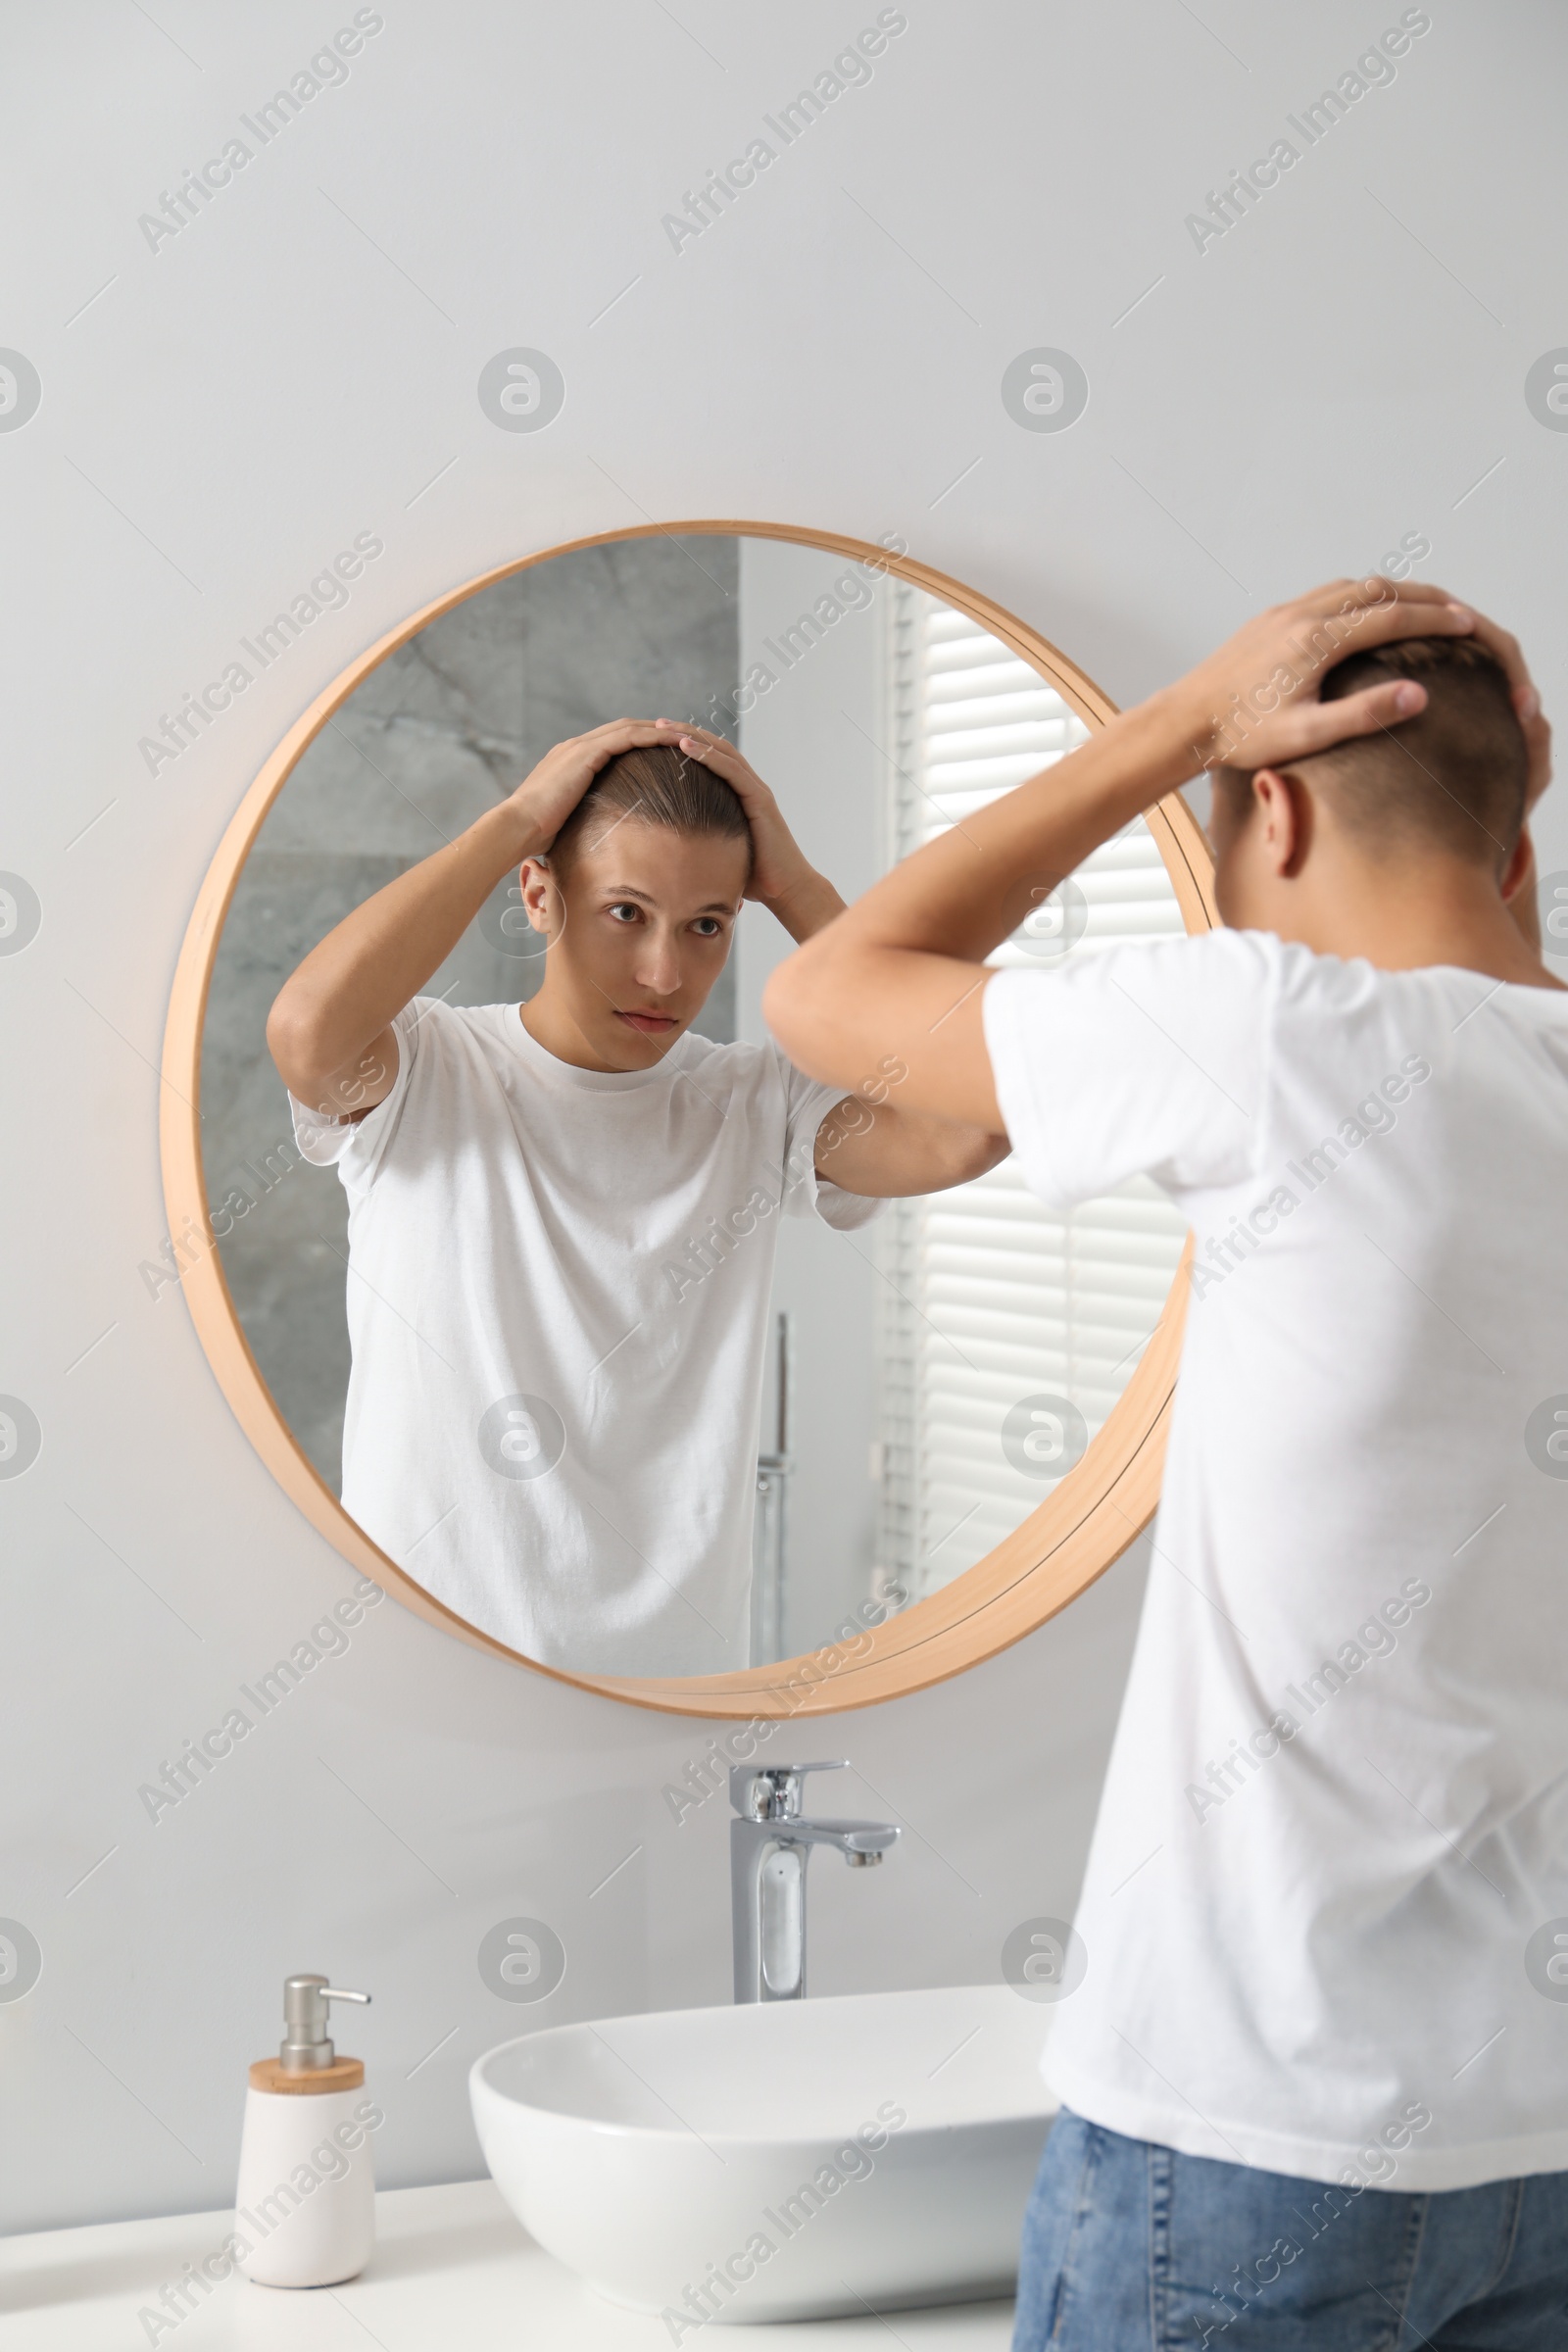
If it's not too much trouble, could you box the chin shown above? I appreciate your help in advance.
[606,1018,685,1066]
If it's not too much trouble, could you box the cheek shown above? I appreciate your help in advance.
[563,917,632,985]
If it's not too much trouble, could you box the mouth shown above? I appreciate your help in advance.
[614,1009,679,1036]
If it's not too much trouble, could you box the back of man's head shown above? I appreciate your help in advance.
[1221,636,1528,875]
[550,741,752,880]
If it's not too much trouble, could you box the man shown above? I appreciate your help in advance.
[268,719,1002,1675]
[764,579,1568,2342]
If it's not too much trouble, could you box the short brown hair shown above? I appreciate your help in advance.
[548,741,751,877]
[1219,635,1527,870]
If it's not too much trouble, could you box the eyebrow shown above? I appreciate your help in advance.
[603,886,736,917]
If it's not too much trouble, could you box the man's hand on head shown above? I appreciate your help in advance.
[505,719,692,854]
[661,721,847,944]
[1177,577,1549,822]
[1173,578,1489,779]
[1465,610,1551,812]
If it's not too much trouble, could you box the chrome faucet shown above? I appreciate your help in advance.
[730,1761,900,2003]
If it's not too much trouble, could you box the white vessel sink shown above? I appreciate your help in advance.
[470,1983,1055,2325]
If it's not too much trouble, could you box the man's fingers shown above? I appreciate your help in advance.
[1232,679,1428,770]
[582,718,687,764]
[1290,575,1448,620]
[1309,594,1475,665]
[1285,585,1542,744]
[1460,609,1536,715]
[1365,579,1462,605]
[679,731,744,778]
[1521,709,1553,810]
[586,717,676,745]
[1286,677,1428,757]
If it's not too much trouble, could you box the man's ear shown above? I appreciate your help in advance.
[1250,767,1309,879]
[519,856,560,939]
[1500,822,1536,905]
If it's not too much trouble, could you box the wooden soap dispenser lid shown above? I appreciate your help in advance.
[249,1973,370,2094]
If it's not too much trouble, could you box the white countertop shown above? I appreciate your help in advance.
[0,2179,1017,2350]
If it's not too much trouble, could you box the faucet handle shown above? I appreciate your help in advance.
[729,1761,849,1821]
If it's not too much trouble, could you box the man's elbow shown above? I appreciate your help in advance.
[943,1127,1011,1185]
[762,941,832,1073]
[266,989,328,1102]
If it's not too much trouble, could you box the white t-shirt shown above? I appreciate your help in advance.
[984,928,1568,2192]
[292,1000,879,1675]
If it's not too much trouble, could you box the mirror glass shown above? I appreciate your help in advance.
[200,533,1190,1679]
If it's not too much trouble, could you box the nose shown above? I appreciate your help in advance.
[635,925,683,997]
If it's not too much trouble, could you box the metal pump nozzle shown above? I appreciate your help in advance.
[279,1973,371,2073]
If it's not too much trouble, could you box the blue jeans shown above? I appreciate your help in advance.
[1014,2108,1568,2350]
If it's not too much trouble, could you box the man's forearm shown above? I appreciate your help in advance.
[815,687,1191,967]
[269,801,541,1092]
[815,1101,1009,1197]
[761,867,847,945]
[764,575,1497,1128]
[761,688,1197,1124]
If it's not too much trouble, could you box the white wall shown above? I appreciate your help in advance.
[4,0,1563,2233]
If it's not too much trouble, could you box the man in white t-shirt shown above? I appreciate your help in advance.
[766,579,1568,2344]
[268,719,1004,1675]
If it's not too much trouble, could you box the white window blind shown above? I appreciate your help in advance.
[875,587,1192,1602]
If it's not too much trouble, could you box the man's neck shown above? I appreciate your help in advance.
[1261,858,1565,992]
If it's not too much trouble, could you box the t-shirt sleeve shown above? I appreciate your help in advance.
[777,1058,886,1233]
[980,931,1272,1210]
[288,1000,425,1199]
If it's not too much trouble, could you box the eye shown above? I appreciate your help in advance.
[607,902,642,924]
[691,916,724,939]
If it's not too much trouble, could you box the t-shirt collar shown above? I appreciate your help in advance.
[499,1002,694,1094]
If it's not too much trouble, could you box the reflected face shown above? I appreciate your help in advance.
[521,818,750,1070]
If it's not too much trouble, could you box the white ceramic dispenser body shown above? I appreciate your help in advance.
[236,1973,377,2288]
[235,2081,377,2286]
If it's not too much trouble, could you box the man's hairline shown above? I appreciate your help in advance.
[1211,746,1518,874]
[533,811,753,886]
[521,834,749,922]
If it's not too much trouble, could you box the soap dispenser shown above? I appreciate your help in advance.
[234,1974,377,2288]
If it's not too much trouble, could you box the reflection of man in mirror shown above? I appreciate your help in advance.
[267,720,1005,1674]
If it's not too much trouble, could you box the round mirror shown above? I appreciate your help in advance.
[165,523,1215,1714]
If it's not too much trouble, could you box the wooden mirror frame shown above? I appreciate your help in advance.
[162,519,1217,1718]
